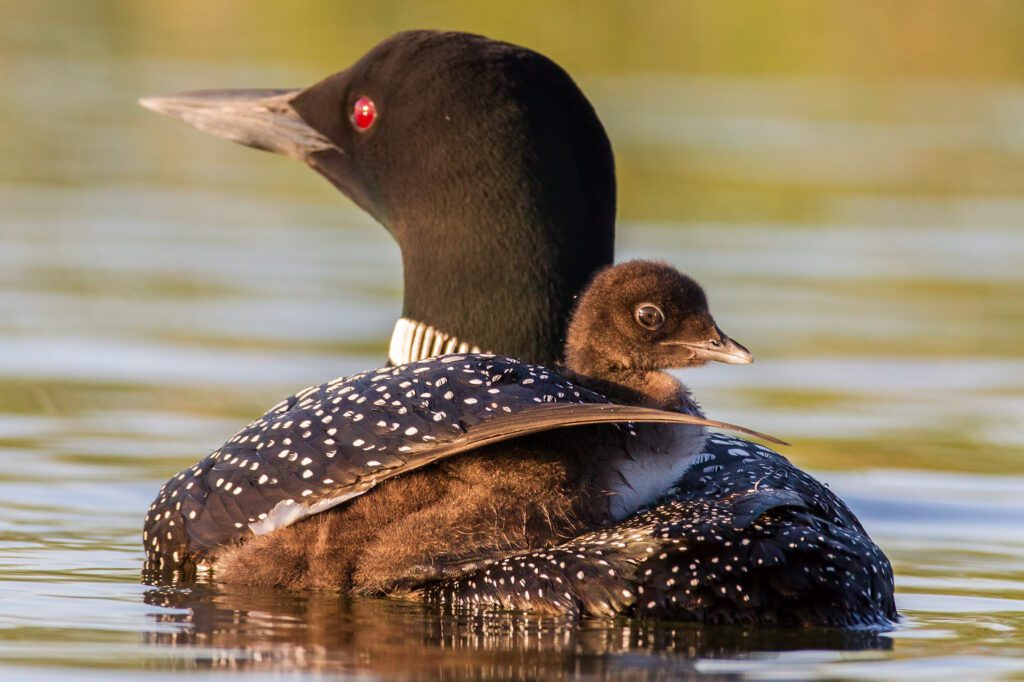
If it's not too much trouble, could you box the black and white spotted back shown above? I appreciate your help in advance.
[143,353,750,575]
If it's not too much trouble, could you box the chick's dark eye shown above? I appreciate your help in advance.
[634,304,665,330]
[351,97,377,130]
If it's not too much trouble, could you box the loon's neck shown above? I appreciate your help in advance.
[396,218,607,367]
[388,318,484,366]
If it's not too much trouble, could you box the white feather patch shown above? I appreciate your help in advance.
[248,490,363,536]
[606,425,709,521]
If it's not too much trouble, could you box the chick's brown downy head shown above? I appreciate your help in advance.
[565,260,753,373]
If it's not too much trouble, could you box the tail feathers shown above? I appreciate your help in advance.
[418,496,896,627]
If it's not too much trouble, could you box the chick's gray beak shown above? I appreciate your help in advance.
[662,326,754,365]
[139,89,336,161]
[703,332,754,365]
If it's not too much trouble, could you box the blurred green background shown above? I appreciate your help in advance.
[3,0,1021,471]
[6,0,1024,222]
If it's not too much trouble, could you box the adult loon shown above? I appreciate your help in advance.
[141,30,896,627]
[146,261,780,594]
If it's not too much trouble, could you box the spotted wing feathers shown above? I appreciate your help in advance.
[143,354,781,576]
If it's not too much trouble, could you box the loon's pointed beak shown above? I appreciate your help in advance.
[139,89,336,161]
[661,326,754,365]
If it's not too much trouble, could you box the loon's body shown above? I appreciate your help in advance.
[424,433,892,626]
[146,262,777,595]
[141,30,896,626]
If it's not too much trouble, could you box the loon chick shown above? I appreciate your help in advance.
[563,259,751,413]
[140,30,896,626]
[144,261,777,594]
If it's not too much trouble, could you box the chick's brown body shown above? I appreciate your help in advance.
[213,435,603,592]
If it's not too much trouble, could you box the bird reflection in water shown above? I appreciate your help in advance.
[142,582,892,676]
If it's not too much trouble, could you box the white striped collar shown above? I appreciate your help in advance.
[388,317,484,366]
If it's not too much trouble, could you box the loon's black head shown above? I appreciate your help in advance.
[565,260,752,374]
[140,30,615,366]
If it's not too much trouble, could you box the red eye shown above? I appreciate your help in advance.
[352,97,377,131]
